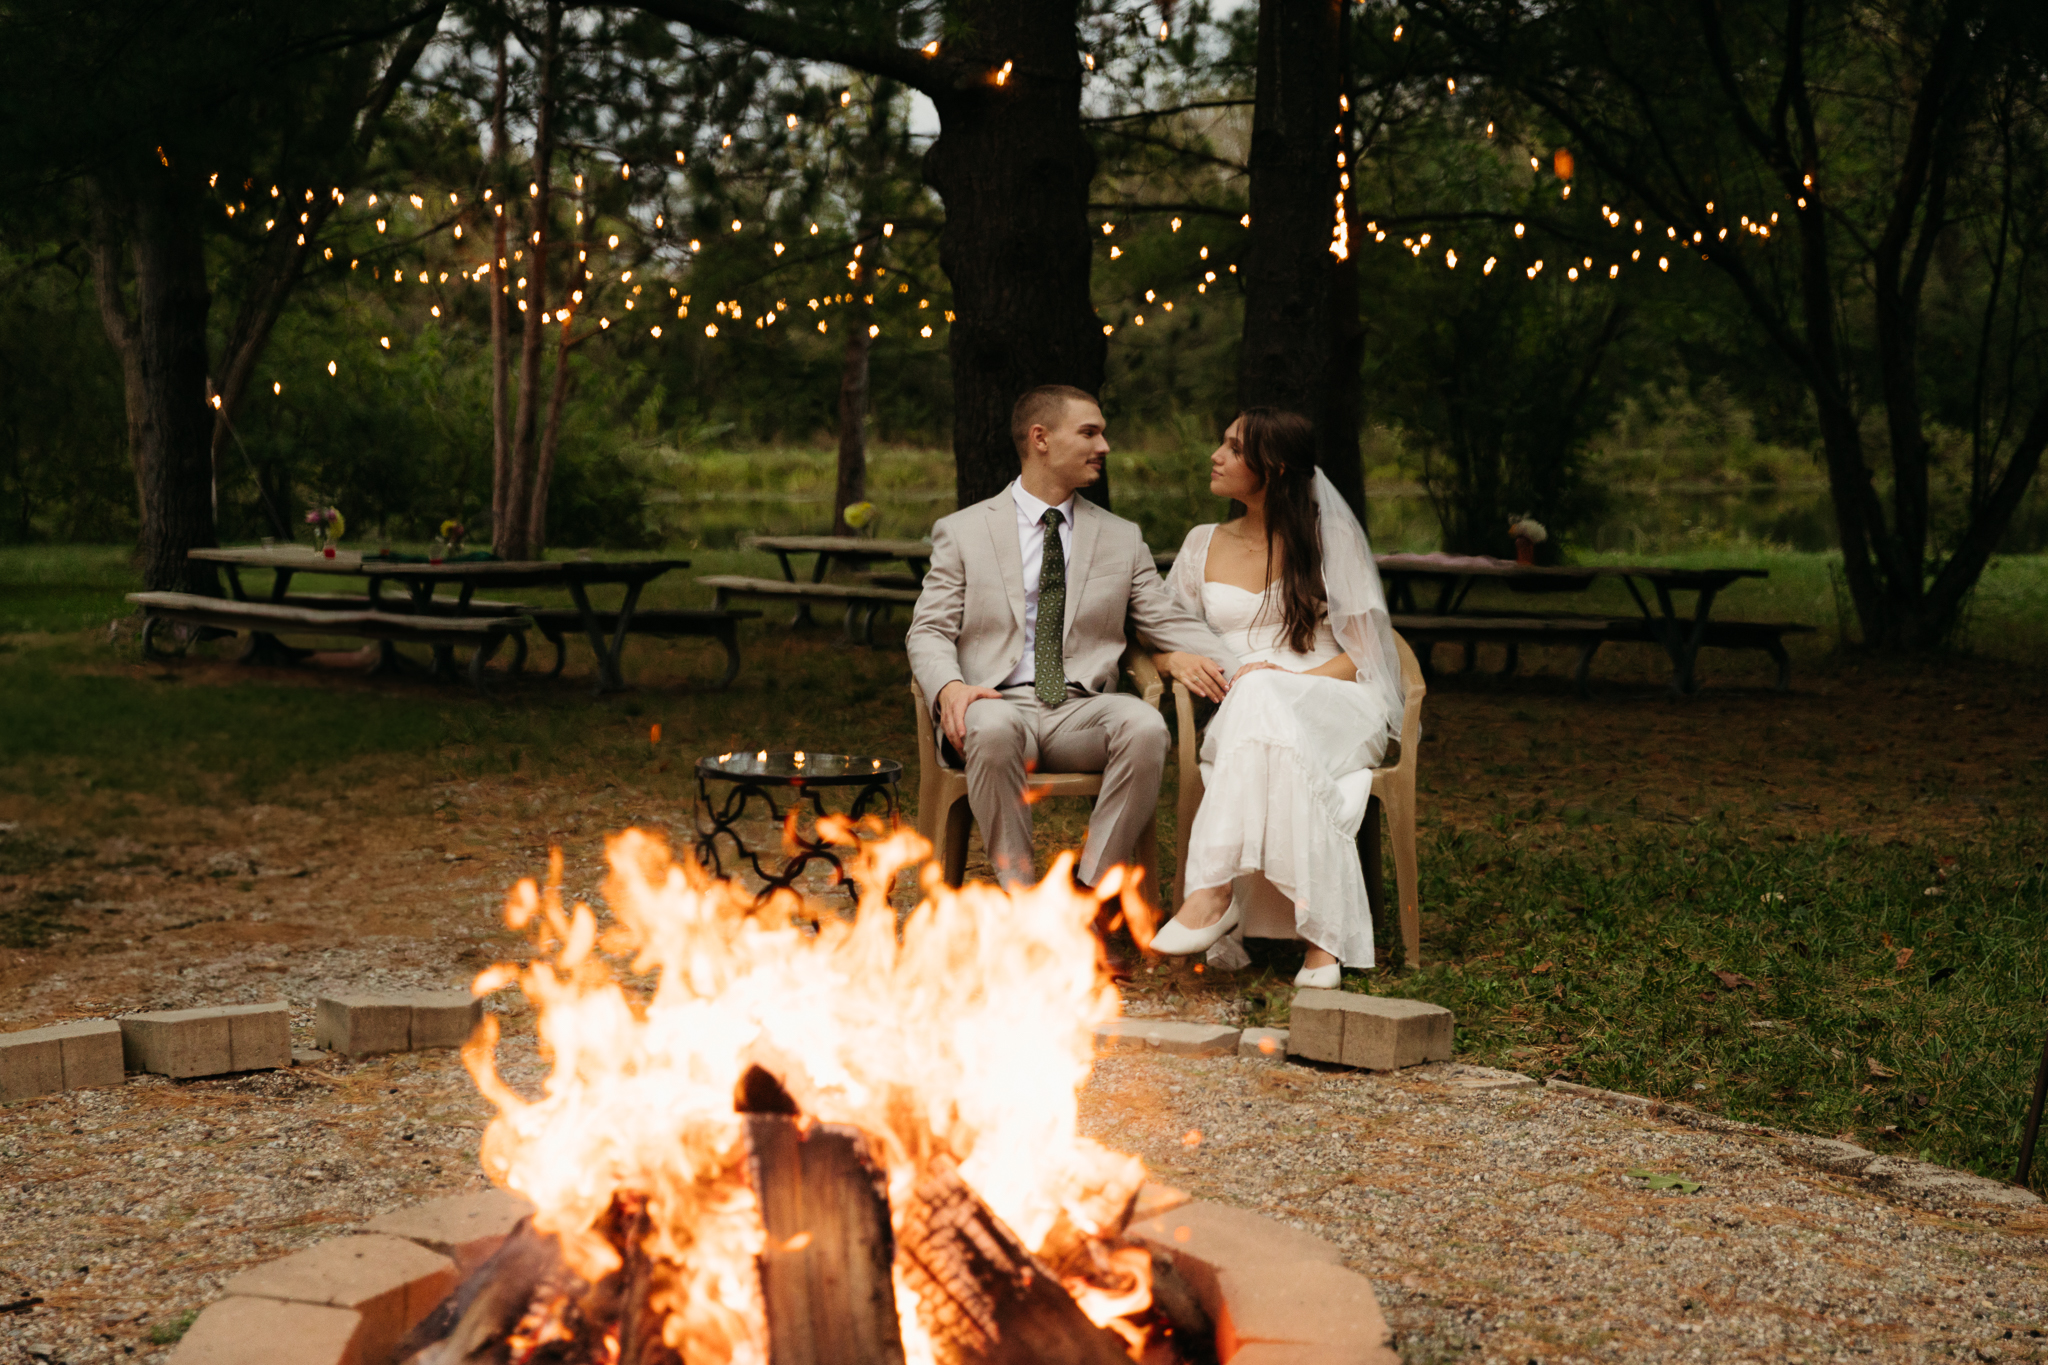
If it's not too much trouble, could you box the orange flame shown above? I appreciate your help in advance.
[464,825,1150,1362]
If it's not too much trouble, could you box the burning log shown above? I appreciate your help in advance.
[740,1067,905,1365]
[395,1217,574,1363]
[896,1155,1134,1365]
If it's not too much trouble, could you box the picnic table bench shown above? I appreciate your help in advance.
[1376,556,1800,696]
[525,606,761,689]
[697,575,922,645]
[704,535,933,644]
[186,547,687,692]
[128,592,531,695]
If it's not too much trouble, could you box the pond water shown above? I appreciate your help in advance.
[646,448,2048,559]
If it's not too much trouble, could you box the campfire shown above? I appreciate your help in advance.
[400,821,1203,1365]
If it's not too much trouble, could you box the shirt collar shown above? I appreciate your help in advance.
[1010,479,1076,528]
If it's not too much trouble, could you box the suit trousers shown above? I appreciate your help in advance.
[957,684,1169,888]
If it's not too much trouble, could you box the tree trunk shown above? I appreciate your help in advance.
[488,38,514,553]
[502,0,562,562]
[834,292,872,535]
[834,83,894,535]
[527,320,578,553]
[124,172,219,594]
[1239,0,1365,520]
[924,0,1107,509]
[88,189,150,527]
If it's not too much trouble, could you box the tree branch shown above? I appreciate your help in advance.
[1082,98,1253,124]
[583,0,968,97]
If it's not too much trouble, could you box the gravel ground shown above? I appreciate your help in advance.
[5,1020,2043,1364]
[1085,1053,2048,1365]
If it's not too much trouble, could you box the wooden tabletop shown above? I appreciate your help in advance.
[741,535,932,559]
[1373,554,1766,588]
[190,548,687,584]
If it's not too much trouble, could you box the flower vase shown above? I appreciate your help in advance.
[1514,535,1537,565]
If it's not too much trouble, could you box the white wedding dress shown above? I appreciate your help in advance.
[1169,522,1399,969]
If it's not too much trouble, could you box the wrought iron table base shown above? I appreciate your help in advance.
[694,773,899,906]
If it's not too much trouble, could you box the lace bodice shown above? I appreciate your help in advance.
[1199,582,1343,670]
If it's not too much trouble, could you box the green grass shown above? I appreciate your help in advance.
[146,1308,200,1345]
[1354,818,2048,1190]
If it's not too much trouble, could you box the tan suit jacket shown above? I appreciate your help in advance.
[907,490,1239,713]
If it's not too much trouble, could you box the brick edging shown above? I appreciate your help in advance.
[165,1182,1395,1364]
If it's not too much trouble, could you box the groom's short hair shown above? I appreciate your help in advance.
[1011,384,1099,456]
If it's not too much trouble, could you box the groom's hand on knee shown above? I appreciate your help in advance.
[937,681,1005,752]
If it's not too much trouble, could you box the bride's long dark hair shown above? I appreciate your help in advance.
[1236,408,1327,655]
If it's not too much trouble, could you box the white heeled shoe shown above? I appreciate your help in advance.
[1149,902,1243,957]
[1293,963,1341,989]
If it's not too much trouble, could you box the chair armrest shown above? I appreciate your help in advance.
[1123,649,1165,706]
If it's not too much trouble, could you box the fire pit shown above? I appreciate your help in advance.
[166,825,1395,1365]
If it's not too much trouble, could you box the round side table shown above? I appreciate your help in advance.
[694,750,902,904]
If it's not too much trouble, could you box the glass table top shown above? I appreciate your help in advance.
[697,750,902,784]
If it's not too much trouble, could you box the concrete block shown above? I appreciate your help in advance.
[1288,990,1452,1071]
[223,1002,290,1072]
[363,1187,534,1275]
[1130,1199,1344,1309]
[1239,1027,1290,1061]
[120,1008,231,1079]
[222,1233,454,1364]
[1794,1138,1878,1175]
[315,995,411,1056]
[1094,1019,1241,1057]
[1443,1065,1536,1093]
[167,1295,365,1365]
[404,991,483,1050]
[32,1019,125,1090]
[0,1028,64,1103]
[1211,1262,1398,1363]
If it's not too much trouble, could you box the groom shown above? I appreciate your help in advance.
[907,385,1238,892]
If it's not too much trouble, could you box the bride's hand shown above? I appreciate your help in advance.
[1156,651,1230,702]
[1230,662,1284,683]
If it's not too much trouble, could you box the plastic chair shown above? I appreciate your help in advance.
[1168,632,1428,968]
[910,654,1165,900]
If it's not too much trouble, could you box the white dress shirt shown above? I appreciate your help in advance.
[998,480,1077,688]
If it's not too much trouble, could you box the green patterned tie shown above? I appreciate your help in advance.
[1035,507,1067,706]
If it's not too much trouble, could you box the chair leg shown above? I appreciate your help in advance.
[1359,794,1386,928]
[1383,783,1421,970]
[941,795,973,888]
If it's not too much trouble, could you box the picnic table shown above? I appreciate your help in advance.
[705,535,933,641]
[1373,554,1787,696]
[183,547,689,692]
[736,534,932,626]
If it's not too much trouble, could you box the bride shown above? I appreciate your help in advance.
[1146,409,1405,987]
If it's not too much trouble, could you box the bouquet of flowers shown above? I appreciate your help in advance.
[841,501,878,535]
[434,519,467,560]
[305,505,346,554]
[1507,514,1547,565]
